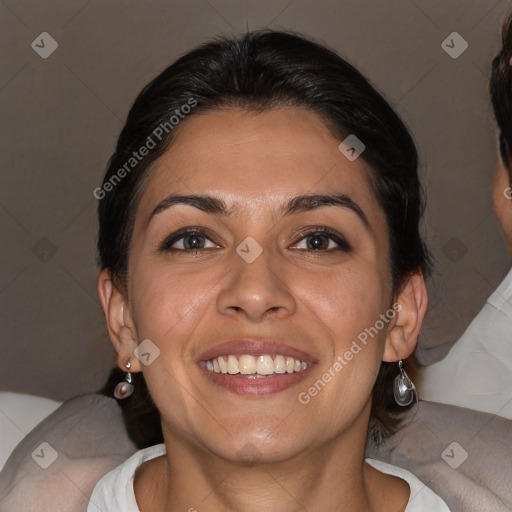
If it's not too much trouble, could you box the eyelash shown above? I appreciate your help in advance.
[158,226,352,255]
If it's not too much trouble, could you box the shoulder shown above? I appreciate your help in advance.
[365,458,450,511]
[488,266,512,311]
[366,401,512,511]
[88,444,166,512]
[0,394,137,512]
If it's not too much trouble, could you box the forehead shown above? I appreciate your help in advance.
[139,107,379,217]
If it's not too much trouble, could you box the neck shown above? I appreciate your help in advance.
[134,410,409,512]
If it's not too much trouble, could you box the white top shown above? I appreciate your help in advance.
[87,443,450,512]
[419,267,512,418]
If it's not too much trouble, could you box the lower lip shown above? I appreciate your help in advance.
[198,364,313,396]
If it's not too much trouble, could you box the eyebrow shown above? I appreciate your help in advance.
[147,193,370,229]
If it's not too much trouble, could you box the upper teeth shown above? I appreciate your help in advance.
[205,354,309,375]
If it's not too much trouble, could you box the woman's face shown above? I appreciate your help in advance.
[124,107,398,462]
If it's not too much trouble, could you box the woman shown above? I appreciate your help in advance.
[89,30,449,511]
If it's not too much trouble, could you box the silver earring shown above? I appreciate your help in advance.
[114,362,134,399]
[393,360,416,406]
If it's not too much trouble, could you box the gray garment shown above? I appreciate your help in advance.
[366,401,512,512]
[0,394,137,512]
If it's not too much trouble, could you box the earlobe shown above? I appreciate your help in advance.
[382,273,428,362]
[97,269,141,372]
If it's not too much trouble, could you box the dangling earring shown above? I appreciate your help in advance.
[393,360,416,406]
[114,362,134,399]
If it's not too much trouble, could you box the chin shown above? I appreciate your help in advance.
[212,431,302,465]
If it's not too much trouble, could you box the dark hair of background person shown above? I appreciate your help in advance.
[97,29,432,448]
[491,11,512,182]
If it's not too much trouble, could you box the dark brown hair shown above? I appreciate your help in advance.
[490,11,512,181]
[97,29,431,447]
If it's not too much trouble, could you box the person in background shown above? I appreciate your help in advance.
[418,13,512,418]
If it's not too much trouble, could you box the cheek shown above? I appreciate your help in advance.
[304,262,390,373]
[127,264,222,425]
[129,260,226,348]
[295,259,391,352]
[294,265,390,423]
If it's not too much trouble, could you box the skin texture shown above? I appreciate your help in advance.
[492,158,512,258]
[98,107,428,512]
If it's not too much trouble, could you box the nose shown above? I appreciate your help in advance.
[216,246,297,322]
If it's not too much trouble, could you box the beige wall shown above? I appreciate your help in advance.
[1,0,510,400]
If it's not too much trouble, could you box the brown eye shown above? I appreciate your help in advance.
[305,233,331,250]
[181,233,207,249]
[159,229,219,252]
[291,228,352,252]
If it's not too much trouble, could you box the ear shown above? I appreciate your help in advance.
[97,269,142,373]
[382,272,428,362]
[493,158,512,258]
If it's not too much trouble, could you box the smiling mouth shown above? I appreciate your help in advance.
[202,354,310,378]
